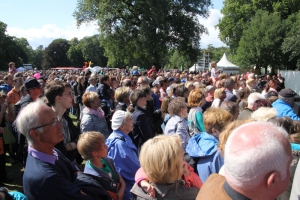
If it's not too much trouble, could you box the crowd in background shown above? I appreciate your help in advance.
[0,61,298,199]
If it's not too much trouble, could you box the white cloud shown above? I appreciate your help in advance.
[199,8,226,48]
[6,9,225,50]
[6,21,99,49]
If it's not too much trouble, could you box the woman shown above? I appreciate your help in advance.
[262,79,278,98]
[164,97,189,150]
[188,89,206,136]
[128,89,154,151]
[80,92,110,138]
[236,87,250,111]
[211,88,226,108]
[106,110,140,200]
[73,76,86,120]
[161,96,172,133]
[131,135,199,199]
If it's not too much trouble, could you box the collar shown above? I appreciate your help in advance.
[119,102,125,106]
[224,181,250,200]
[28,146,58,165]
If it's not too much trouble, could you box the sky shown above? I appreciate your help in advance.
[0,0,225,49]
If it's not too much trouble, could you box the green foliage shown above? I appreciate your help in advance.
[32,45,44,69]
[281,12,300,69]
[78,35,108,66]
[164,50,194,69]
[201,45,230,62]
[42,39,71,69]
[74,0,211,68]
[236,10,286,69]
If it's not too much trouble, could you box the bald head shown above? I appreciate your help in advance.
[224,121,291,191]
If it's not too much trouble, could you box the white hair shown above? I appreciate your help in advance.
[248,92,265,107]
[14,99,46,144]
[224,121,290,190]
[251,107,278,121]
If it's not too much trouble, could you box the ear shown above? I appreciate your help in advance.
[55,95,61,102]
[211,128,221,137]
[29,129,41,141]
[266,171,280,190]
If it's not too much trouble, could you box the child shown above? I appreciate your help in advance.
[77,131,125,200]
[135,161,202,198]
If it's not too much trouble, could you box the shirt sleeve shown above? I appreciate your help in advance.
[195,112,206,132]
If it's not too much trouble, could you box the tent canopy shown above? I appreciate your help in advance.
[217,53,239,69]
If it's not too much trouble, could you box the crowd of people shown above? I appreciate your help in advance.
[0,61,299,199]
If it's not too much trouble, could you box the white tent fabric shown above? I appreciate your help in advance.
[17,67,25,72]
[189,64,204,72]
[217,53,239,74]
[217,53,238,68]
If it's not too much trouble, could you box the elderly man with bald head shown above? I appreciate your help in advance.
[196,121,293,200]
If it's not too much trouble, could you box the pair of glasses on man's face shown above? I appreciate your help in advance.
[31,118,59,130]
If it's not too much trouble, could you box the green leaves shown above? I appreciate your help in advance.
[74,0,211,68]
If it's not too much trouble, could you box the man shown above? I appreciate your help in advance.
[220,101,239,121]
[97,75,111,109]
[15,78,43,166]
[197,121,293,200]
[201,85,215,113]
[14,100,101,200]
[272,88,300,120]
[277,73,285,91]
[223,78,237,102]
[44,81,81,164]
[85,76,97,93]
[237,92,264,120]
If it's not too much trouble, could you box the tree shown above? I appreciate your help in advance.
[281,12,300,69]
[42,39,71,69]
[74,0,211,68]
[164,50,194,69]
[78,35,108,67]
[235,10,287,72]
[32,45,44,69]
[218,0,300,54]
[67,37,85,67]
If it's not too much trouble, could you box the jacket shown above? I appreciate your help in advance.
[80,109,110,138]
[164,115,190,150]
[55,112,81,162]
[83,157,120,194]
[186,133,224,183]
[188,108,206,136]
[196,174,232,200]
[130,180,199,200]
[97,83,110,100]
[224,89,237,102]
[106,130,140,200]
[130,106,154,151]
[272,99,300,120]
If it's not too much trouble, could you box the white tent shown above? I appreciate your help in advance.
[189,64,204,72]
[217,53,239,74]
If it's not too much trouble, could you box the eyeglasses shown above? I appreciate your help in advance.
[31,118,58,130]
[63,92,74,96]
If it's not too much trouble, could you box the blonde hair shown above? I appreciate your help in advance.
[204,108,232,134]
[77,131,105,160]
[251,107,277,121]
[219,119,254,157]
[114,86,130,102]
[82,92,98,108]
[139,135,183,184]
[214,88,225,99]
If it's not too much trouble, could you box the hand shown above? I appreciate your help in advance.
[140,180,155,198]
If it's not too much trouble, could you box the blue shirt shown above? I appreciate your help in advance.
[106,130,140,200]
